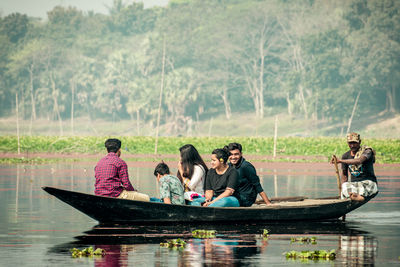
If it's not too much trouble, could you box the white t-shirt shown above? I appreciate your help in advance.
[187,164,206,195]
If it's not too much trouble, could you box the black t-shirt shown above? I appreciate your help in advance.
[341,148,377,183]
[231,158,264,207]
[205,166,238,197]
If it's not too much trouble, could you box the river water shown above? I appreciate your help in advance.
[0,162,399,266]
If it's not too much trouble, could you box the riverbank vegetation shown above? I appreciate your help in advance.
[0,136,399,163]
[0,0,399,137]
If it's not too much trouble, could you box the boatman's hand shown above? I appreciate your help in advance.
[330,155,339,164]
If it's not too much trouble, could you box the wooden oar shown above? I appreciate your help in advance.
[332,155,342,197]
[332,155,346,221]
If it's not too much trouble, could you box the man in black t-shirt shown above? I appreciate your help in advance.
[226,143,271,206]
[331,132,378,201]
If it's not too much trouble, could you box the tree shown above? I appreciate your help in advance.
[0,13,29,43]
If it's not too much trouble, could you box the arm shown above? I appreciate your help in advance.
[331,155,350,184]
[243,163,270,204]
[119,161,135,191]
[336,155,367,166]
[163,197,172,204]
[159,179,172,204]
[243,163,264,194]
[259,191,271,205]
[205,190,214,201]
[187,165,204,190]
[179,161,192,190]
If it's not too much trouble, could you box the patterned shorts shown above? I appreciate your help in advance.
[341,180,378,199]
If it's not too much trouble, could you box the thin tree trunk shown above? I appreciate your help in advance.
[286,92,292,116]
[386,88,394,113]
[346,91,361,133]
[220,86,231,120]
[208,117,213,137]
[16,93,20,155]
[70,78,75,135]
[50,71,63,136]
[258,33,265,119]
[136,109,140,136]
[273,115,278,158]
[299,84,308,119]
[155,37,166,154]
[251,79,260,118]
[28,64,36,136]
[393,84,398,112]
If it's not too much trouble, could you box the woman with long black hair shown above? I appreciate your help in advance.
[178,144,208,200]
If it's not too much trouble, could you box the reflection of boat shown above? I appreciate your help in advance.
[71,221,369,245]
[42,186,374,224]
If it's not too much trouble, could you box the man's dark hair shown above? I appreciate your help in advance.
[227,142,242,152]
[154,162,170,176]
[105,138,121,153]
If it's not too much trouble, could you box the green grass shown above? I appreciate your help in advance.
[0,136,399,163]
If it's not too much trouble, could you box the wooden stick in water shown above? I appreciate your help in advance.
[333,155,342,196]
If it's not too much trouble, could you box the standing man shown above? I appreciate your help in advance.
[225,143,271,206]
[95,138,150,201]
[331,132,378,201]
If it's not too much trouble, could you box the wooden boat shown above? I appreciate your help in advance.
[42,186,373,224]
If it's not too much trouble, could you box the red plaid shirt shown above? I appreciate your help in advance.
[94,152,135,197]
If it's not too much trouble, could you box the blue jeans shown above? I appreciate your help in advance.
[150,197,163,203]
[191,196,239,207]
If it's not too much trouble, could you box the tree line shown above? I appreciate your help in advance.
[0,0,399,135]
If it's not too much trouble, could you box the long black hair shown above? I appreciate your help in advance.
[177,144,208,182]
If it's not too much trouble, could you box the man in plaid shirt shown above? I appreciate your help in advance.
[95,138,149,201]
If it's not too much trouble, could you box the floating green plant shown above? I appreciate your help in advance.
[160,238,186,249]
[290,236,317,244]
[192,229,216,239]
[284,249,336,260]
[70,247,105,258]
[262,229,270,239]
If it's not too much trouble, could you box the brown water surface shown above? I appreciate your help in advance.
[0,162,399,266]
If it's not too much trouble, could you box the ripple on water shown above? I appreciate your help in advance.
[349,211,400,225]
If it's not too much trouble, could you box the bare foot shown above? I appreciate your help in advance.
[349,193,365,201]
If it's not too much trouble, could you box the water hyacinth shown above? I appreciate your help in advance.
[160,238,187,250]
[70,247,105,258]
[262,229,270,239]
[284,249,336,260]
[192,230,216,239]
[290,236,317,244]
[1,136,398,163]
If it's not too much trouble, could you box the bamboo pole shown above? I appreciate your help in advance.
[332,155,342,196]
[346,91,361,133]
[16,93,20,155]
[154,37,166,154]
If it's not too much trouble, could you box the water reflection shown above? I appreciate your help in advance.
[47,221,378,266]
[94,245,132,267]
[1,163,398,266]
[338,235,377,266]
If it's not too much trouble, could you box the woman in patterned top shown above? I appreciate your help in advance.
[152,162,185,205]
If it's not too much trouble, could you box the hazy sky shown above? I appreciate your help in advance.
[0,0,169,18]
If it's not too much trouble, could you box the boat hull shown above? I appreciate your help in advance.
[42,186,368,224]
